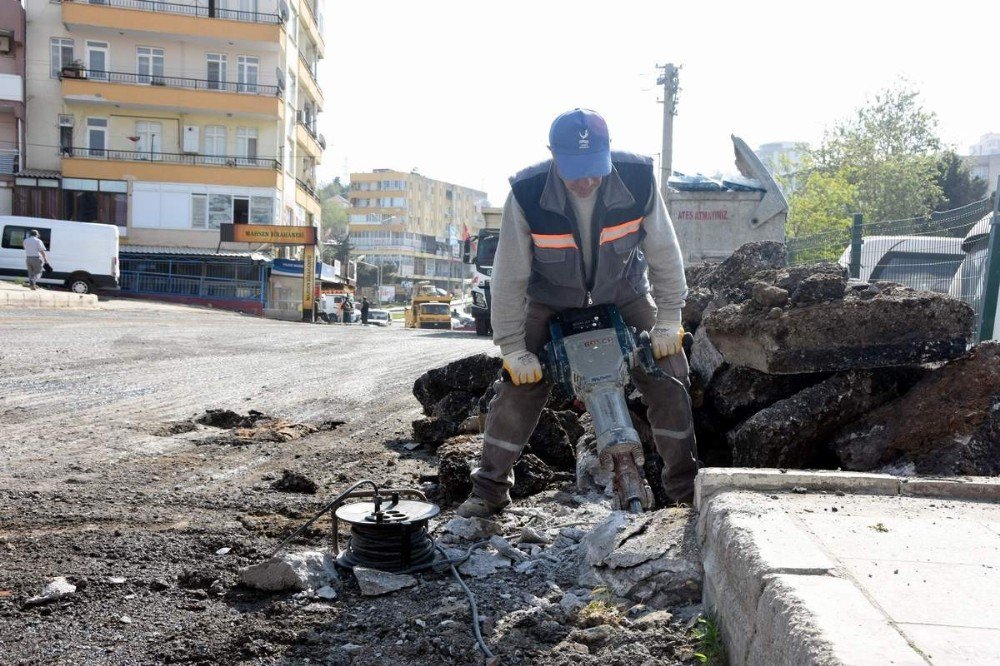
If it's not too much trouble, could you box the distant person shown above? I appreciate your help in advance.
[360,297,371,325]
[22,230,49,291]
[340,297,354,324]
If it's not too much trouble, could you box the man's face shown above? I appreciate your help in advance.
[561,175,603,199]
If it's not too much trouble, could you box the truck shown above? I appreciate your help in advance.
[462,206,501,336]
[404,281,452,329]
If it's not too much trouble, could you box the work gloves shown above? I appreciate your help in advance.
[650,321,685,359]
[502,350,543,386]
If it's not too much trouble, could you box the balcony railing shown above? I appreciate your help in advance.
[298,53,319,85]
[65,146,280,170]
[64,0,283,25]
[299,0,324,34]
[296,112,318,139]
[296,177,320,203]
[61,68,282,97]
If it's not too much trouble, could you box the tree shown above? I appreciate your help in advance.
[317,177,349,200]
[321,197,348,241]
[785,165,858,262]
[812,83,943,222]
[935,151,989,211]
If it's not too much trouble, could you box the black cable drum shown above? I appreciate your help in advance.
[334,498,441,572]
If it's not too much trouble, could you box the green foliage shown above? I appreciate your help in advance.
[814,83,943,223]
[321,197,348,241]
[785,161,857,263]
[317,176,349,199]
[692,615,726,665]
[935,151,989,211]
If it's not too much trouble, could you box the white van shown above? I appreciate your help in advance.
[837,235,965,294]
[0,216,120,294]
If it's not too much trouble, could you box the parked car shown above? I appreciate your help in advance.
[0,216,120,294]
[837,235,965,294]
[451,315,476,331]
[367,309,392,326]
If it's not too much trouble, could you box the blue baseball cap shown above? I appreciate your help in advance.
[548,108,612,180]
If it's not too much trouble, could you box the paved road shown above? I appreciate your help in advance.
[0,298,493,491]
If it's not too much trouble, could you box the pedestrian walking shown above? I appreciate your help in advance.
[360,297,371,325]
[457,108,697,519]
[22,230,49,291]
[340,297,354,324]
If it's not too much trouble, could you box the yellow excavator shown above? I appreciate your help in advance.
[404,281,452,329]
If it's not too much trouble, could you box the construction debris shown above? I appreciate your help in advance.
[24,577,77,607]
[353,567,418,596]
[240,550,339,592]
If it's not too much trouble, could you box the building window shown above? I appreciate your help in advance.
[236,127,258,159]
[234,196,250,224]
[191,194,207,229]
[204,125,227,162]
[50,38,74,78]
[237,56,259,94]
[250,195,272,224]
[209,194,232,229]
[59,126,73,157]
[86,118,108,157]
[206,53,227,90]
[135,121,162,159]
[136,47,165,84]
[86,41,109,80]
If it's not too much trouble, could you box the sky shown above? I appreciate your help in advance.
[316,0,999,205]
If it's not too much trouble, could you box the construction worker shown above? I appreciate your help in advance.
[457,108,697,518]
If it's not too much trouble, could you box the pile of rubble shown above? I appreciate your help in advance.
[412,241,998,503]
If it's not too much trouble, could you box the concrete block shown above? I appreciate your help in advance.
[900,477,1000,502]
[696,468,900,509]
[749,573,925,666]
[698,494,836,618]
[702,553,756,664]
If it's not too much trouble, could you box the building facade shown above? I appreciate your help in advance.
[348,169,487,295]
[967,133,1000,194]
[0,0,25,214]
[20,0,326,311]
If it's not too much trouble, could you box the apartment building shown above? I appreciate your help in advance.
[0,0,24,213]
[966,133,1000,193]
[348,169,487,295]
[20,0,326,313]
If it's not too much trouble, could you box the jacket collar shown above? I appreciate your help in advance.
[539,161,637,216]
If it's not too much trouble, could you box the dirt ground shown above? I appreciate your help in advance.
[0,299,703,665]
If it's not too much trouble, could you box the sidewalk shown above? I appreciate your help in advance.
[696,468,1000,665]
[0,280,98,308]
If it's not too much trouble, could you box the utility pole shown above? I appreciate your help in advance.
[656,63,680,201]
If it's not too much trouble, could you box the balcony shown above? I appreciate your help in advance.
[296,177,321,204]
[295,113,324,160]
[62,147,281,188]
[298,0,325,52]
[297,55,324,107]
[63,0,283,48]
[61,69,283,118]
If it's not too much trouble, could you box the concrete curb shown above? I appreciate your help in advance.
[0,285,97,309]
[695,467,1000,509]
[698,491,927,666]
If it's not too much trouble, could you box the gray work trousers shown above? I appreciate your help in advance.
[470,295,698,504]
[26,257,43,287]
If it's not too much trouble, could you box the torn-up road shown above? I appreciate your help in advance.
[0,300,704,665]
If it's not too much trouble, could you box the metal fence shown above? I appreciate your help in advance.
[65,146,279,170]
[786,193,1000,340]
[120,256,267,304]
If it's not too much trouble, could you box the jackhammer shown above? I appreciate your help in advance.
[541,304,687,514]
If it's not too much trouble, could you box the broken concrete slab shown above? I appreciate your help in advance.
[690,241,788,304]
[526,409,583,471]
[458,551,512,578]
[728,369,915,468]
[703,284,975,374]
[412,354,502,415]
[694,468,904,509]
[412,417,460,446]
[353,567,417,596]
[240,550,339,592]
[25,577,77,607]
[437,437,481,500]
[832,342,1000,476]
[708,365,829,422]
[440,516,503,542]
[579,509,702,609]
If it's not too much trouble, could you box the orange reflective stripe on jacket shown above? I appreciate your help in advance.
[599,217,643,245]
[531,233,577,249]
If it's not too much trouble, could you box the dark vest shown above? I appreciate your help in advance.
[509,151,654,309]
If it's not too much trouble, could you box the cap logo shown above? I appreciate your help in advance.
[578,129,590,150]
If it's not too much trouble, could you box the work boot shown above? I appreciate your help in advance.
[455,495,510,519]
